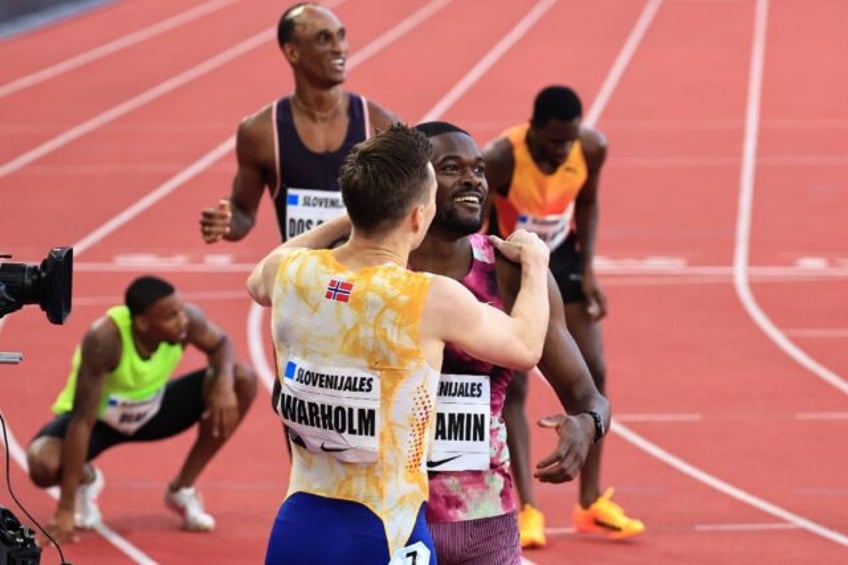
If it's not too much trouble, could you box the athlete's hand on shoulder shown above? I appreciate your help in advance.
[489,229,549,268]
[199,198,232,244]
[37,508,78,547]
[532,413,594,483]
[203,377,239,438]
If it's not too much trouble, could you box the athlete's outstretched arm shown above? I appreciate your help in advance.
[497,260,610,483]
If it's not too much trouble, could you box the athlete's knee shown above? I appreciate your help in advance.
[27,437,61,488]
[233,363,258,405]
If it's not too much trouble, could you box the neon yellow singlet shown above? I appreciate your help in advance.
[51,306,183,422]
[272,249,438,557]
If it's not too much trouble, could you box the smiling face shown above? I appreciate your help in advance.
[283,5,348,87]
[429,131,488,236]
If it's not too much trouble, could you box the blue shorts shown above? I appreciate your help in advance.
[265,492,437,565]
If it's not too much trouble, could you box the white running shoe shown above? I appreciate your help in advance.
[164,486,216,532]
[74,466,104,529]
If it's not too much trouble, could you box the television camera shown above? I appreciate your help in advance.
[1,247,73,563]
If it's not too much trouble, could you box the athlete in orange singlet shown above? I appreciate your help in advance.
[483,85,644,546]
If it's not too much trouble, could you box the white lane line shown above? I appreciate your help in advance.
[613,420,848,546]
[694,522,798,532]
[73,290,249,307]
[0,0,239,99]
[783,329,848,338]
[419,0,557,122]
[0,0,348,180]
[615,413,702,422]
[583,0,664,127]
[0,31,268,179]
[0,412,157,564]
[546,522,798,535]
[732,0,848,395]
[796,412,848,421]
[70,261,848,283]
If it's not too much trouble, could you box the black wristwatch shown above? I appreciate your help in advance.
[586,410,605,444]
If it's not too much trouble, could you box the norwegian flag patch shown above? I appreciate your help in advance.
[325,279,353,302]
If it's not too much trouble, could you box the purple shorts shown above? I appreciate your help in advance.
[429,512,520,565]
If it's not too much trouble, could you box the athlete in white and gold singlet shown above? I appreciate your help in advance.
[248,124,552,565]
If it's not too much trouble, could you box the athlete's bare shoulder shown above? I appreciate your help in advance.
[236,103,276,168]
[579,126,608,168]
[482,135,515,196]
[365,97,400,134]
[238,104,275,141]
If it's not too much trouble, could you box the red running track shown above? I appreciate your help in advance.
[1,1,846,563]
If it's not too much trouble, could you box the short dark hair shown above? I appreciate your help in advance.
[339,124,434,234]
[277,2,317,48]
[531,85,583,128]
[125,276,175,317]
[414,121,470,139]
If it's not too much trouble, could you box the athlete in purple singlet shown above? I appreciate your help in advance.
[411,122,609,564]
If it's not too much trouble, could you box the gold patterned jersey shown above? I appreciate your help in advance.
[271,249,439,556]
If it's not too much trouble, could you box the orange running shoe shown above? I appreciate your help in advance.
[518,504,547,549]
[572,488,645,540]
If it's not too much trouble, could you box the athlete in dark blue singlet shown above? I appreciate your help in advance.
[199,2,397,244]
[270,92,369,241]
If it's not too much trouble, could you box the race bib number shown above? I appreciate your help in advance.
[277,356,380,463]
[388,541,431,565]
[100,389,164,435]
[427,374,490,472]
[515,203,574,250]
[285,187,346,239]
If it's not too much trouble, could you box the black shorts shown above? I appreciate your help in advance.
[550,234,585,304]
[33,369,207,461]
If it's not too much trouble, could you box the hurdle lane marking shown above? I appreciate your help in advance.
[0,0,239,99]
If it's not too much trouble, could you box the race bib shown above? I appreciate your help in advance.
[515,203,574,250]
[277,356,380,464]
[285,187,346,239]
[427,374,490,472]
[388,541,431,565]
[100,389,164,435]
